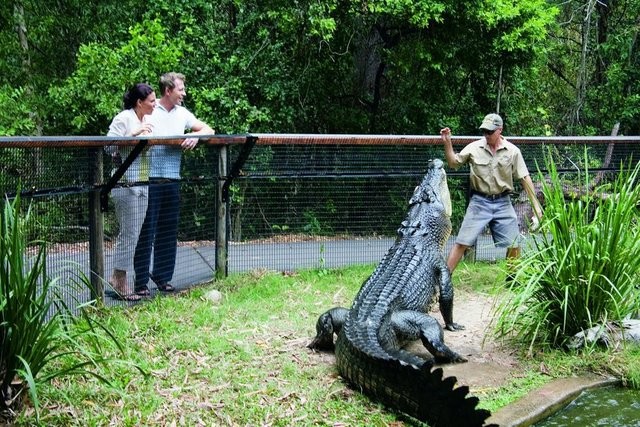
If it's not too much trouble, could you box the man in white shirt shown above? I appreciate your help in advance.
[134,72,214,295]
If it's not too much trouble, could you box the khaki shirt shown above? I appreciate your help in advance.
[452,137,529,195]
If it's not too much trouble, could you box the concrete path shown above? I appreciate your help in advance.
[116,234,513,291]
[42,233,520,307]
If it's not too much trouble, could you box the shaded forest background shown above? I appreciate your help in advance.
[1,0,638,138]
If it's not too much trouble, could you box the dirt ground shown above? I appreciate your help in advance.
[310,288,522,392]
[424,288,522,390]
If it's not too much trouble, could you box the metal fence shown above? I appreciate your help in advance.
[1,134,638,306]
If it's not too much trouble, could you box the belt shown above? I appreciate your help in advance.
[149,178,180,183]
[119,181,147,188]
[471,190,511,200]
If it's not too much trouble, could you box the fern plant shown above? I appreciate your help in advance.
[0,193,124,422]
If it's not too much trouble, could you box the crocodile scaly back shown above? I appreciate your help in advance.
[309,159,494,426]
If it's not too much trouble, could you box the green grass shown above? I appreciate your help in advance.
[11,263,640,426]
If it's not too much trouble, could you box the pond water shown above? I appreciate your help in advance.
[536,386,640,426]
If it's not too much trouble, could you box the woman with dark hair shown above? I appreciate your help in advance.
[105,83,156,301]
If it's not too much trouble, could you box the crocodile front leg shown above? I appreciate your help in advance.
[308,307,349,351]
[389,310,467,363]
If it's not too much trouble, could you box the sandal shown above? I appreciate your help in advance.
[106,290,142,302]
[156,282,176,293]
[151,276,175,292]
[135,288,151,297]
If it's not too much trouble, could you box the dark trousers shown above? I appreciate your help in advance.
[134,180,180,290]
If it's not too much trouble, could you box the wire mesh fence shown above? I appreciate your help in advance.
[1,134,639,307]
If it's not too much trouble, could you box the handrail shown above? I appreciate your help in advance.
[250,134,640,145]
[0,134,244,148]
[1,134,639,148]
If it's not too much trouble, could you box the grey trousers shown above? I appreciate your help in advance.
[111,186,148,273]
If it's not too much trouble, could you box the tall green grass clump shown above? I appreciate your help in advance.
[494,151,640,352]
[0,194,124,422]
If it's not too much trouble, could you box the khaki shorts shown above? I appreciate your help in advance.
[455,194,520,248]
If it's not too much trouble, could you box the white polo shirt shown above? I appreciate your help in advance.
[148,103,197,179]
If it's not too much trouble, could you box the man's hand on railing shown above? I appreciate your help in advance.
[181,137,199,150]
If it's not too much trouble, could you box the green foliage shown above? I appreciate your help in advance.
[493,150,640,351]
[0,86,38,136]
[624,346,640,389]
[500,62,568,136]
[447,176,468,231]
[0,194,126,422]
[189,84,271,133]
[302,209,325,235]
[529,0,640,135]
[12,265,403,425]
[49,19,186,134]
[306,0,338,40]
[478,0,559,53]
[3,0,638,136]
[583,0,640,134]
[365,0,447,26]
[356,0,557,134]
[2,0,563,137]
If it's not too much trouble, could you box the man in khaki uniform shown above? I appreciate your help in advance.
[440,113,543,274]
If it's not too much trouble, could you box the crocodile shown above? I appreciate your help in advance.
[308,159,493,426]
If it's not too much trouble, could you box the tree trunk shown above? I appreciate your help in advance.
[572,0,598,129]
[13,0,43,180]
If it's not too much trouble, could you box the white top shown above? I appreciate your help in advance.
[106,109,151,182]
[147,104,198,179]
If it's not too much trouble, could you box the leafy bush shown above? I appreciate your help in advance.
[493,150,640,352]
[0,194,124,422]
[49,19,186,134]
[0,86,38,136]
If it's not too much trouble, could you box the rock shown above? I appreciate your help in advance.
[567,319,640,349]
[204,289,223,305]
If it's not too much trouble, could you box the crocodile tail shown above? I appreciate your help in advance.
[335,337,494,427]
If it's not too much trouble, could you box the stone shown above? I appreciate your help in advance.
[204,289,223,305]
[567,319,640,349]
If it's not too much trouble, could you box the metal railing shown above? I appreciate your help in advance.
[1,134,638,305]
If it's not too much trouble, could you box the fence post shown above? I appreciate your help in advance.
[88,147,105,300]
[215,145,228,279]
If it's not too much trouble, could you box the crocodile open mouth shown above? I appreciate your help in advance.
[440,168,452,218]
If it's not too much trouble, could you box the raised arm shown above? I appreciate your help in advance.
[439,127,458,169]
